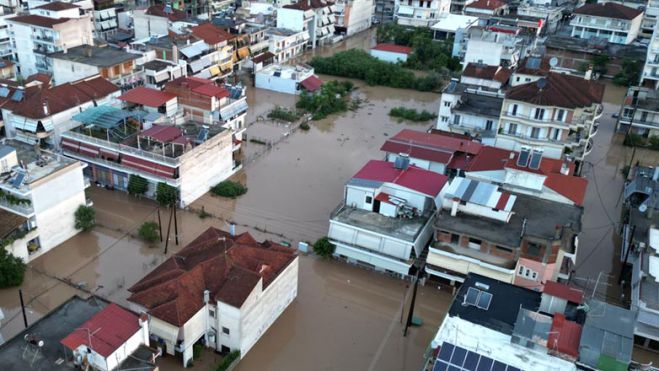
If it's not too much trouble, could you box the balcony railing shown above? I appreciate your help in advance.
[0,198,34,217]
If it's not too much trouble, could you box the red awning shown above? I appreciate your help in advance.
[300,75,323,92]
[121,154,177,178]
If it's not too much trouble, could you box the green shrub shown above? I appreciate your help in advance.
[299,122,310,131]
[313,237,335,258]
[74,205,95,231]
[389,107,437,122]
[127,174,148,196]
[268,106,302,122]
[193,343,203,359]
[215,351,240,371]
[0,248,26,288]
[649,136,659,150]
[624,132,645,147]
[138,221,159,243]
[155,183,177,206]
[296,80,354,120]
[211,180,247,198]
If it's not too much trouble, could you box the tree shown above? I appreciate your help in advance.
[313,237,335,258]
[211,180,248,198]
[74,205,95,231]
[156,183,177,206]
[138,221,159,244]
[127,174,149,196]
[0,248,26,288]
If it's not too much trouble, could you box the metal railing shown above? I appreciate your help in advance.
[0,198,34,216]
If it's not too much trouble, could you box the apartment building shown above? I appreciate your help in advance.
[267,27,309,64]
[334,0,374,36]
[463,0,509,19]
[190,23,236,78]
[49,45,141,86]
[327,159,448,278]
[374,0,395,22]
[428,176,582,288]
[93,4,118,40]
[570,2,643,45]
[7,9,93,76]
[463,25,525,69]
[133,4,188,40]
[430,13,479,58]
[142,59,187,90]
[616,86,659,138]
[642,0,659,88]
[494,73,604,168]
[0,141,88,262]
[278,0,336,48]
[394,0,449,28]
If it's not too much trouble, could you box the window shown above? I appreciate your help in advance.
[511,104,518,116]
[444,101,451,107]
[507,123,517,135]
[453,115,461,126]
[222,327,230,335]
[525,78,531,82]
[496,245,513,253]
[517,266,539,281]
[468,237,481,250]
[530,127,540,139]
[556,109,565,121]
[516,77,520,82]
[365,196,372,204]
[534,108,545,120]
[526,242,543,257]
[485,120,494,131]
[641,111,649,122]
[209,309,215,318]
[450,233,459,245]
[552,129,560,141]
[441,116,448,122]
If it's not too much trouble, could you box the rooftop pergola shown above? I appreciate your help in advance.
[73,106,142,143]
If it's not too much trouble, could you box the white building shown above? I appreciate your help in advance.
[2,76,120,147]
[128,227,298,367]
[463,25,524,69]
[463,0,509,19]
[93,6,119,40]
[570,2,643,45]
[369,43,412,63]
[517,2,564,34]
[133,4,188,40]
[266,27,310,64]
[7,9,93,76]
[642,0,659,88]
[430,14,479,58]
[0,141,88,262]
[48,45,141,86]
[255,63,321,94]
[334,0,374,36]
[0,9,15,61]
[394,0,450,27]
[277,0,336,49]
[328,159,448,278]
[142,59,187,90]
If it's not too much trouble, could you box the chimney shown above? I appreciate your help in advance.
[229,223,236,236]
[584,64,593,80]
[450,198,459,217]
[42,99,49,116]
[560,160,570,175]
[203,289,210,304]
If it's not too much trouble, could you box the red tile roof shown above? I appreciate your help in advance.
[462,63,511,84]
[166,77,230,98]
[34,1,80,10]
[301,75,323,92]
[8,14,70,28]
[465,0,507,10]
[543,281,584,304]
[515,56,551,77]
[371,43,413,55]
[544,173,588,206]
[381,129,482,163]
[145,4,188,21]
[574,2,643,20]
[283,0,334,10]
[139,124,184,143]
[352,160,448,197]
[26,72,51,86]
[5,76,119,119]
[506,72,604,109]
[128,228,296,327]
[191,23,234,45]
[547,313,582,358]
[464,146,511,172]
[60,304,141,357]
[119,87,177,107]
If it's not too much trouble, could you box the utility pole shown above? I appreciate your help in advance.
[164,206,174,254]
[157,208,163,242]
[173,202,179,246]
[403,263,424,337]
[19,289,28,328]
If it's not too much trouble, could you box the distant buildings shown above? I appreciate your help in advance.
[133,4,188,40]
[429,14,479,58]
[369,43,412,63]
[463,0,509,19]
[334,0,374,36]
[616,86,659,138]
[463,25,525,69]
[127,227,298,367]
[255,63,321,94]
[570,2,643,45]
[49,45,141,86]
[277,0,337,48]
[266,27,309,64]
[394,0,450,27]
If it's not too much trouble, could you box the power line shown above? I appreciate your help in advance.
[574,226,614,272]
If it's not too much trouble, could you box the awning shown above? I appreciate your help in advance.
[108,19,117,28]
[219,100,248,121]
[238,47,250,59]
[154,72,169,83]
[180,43,208,59]
[12,118,38,132]
[197,69,212,79]
[209,65,221,76]
[150,319,179,345]
[397,5,414,16]
[301,75,323,92]
[189,59,206,73]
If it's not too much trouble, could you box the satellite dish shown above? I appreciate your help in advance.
[639,202,648,213]
[549,57,558,67]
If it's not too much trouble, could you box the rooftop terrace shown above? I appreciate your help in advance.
[331,204,432,243]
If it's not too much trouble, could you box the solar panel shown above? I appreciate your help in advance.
[11,89,23,102]
[196,127,209,143]
[526,57,540,69]
[435,342,520,371]
[0,87,10,97]
[11,170,26,188]
[528,150,543,170]
[477,292,493,310]
[517,147,530,167]
[464,287,480,306]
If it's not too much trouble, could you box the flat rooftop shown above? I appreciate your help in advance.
[453,91,503,118]
[267,27,301,37]
[545,35,646,59]
[0,296,108,371]
[435,193,583,247]
[257,63,313,79]
[331,204,431,242]
[49,45,138,68]
[142,59,178,71]
[0,140,76,193]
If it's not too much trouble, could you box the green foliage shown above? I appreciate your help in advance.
[613,58,640,87]
[0,248,26,288]
[155,183,177,206]
[198,206,211,219]
[592,54,610,75]
[268,106,302,122]
[215,351,241,371]
[74,205,95,231]
[299,122,311,131]
[138,221,159,244]
[211,180,248,198]
[296,80,354,120]
[127,174,149,196]
[376,23,431,47]
[313,237,335,258]
[650,136,659,150]
[389,107,437,122]
[624,132,645,147]
[193,343,203,360]
[620,165,631,178]
[0,189,31,206]
[309,49,445,91]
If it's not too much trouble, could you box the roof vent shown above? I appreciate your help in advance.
[517,146,531,167]
[394,155,410,170]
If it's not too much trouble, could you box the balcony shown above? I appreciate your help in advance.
[0,197,35,217]
[448,122,496,138]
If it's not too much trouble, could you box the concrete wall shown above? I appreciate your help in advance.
[277,8,305,32]
[328,219,414,261]
[345,185,375,210]
[255,73,299,94]
[51,59,99,85]
[464,39,504,67]
[427,246,515,283]
[103,329,145,371]
[134,11,169,40]
[460,75,502,90]
[369,49,407,63]
[503,168,546,192]
[343,0,374,36]
[333,241,412,275]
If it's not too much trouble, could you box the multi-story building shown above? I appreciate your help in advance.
[517,2,565,34]
[494,72,604,168]
[463,0,509,19]
[190,23,236,78]
[133,4,188,40]
[642,1,659,88]
[255,63,320,94]
[428,176,582,288]
[570,2,643,45]
[127,227,298,367]
[616,86,659,138]
[278,0,336,48]
[327,159,448,278]
[93,1,118,40]
[1,76,120,147]
[7,8,93,76]
[49,45,141,87]
[141,59,187,90]
[394,0,449,28]
[510,56,551,87]
[0,140,88,262]
[463,25,525,69]
[119,86,179,119]
[430,13,479,58]
[267,27,309,63]
[374,0,394,23]
[334,0,374,36]
[164,76,248,144]
[0,9,15,61]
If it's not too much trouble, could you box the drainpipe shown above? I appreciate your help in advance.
[203,290,210,346]
[450,198,459,217]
